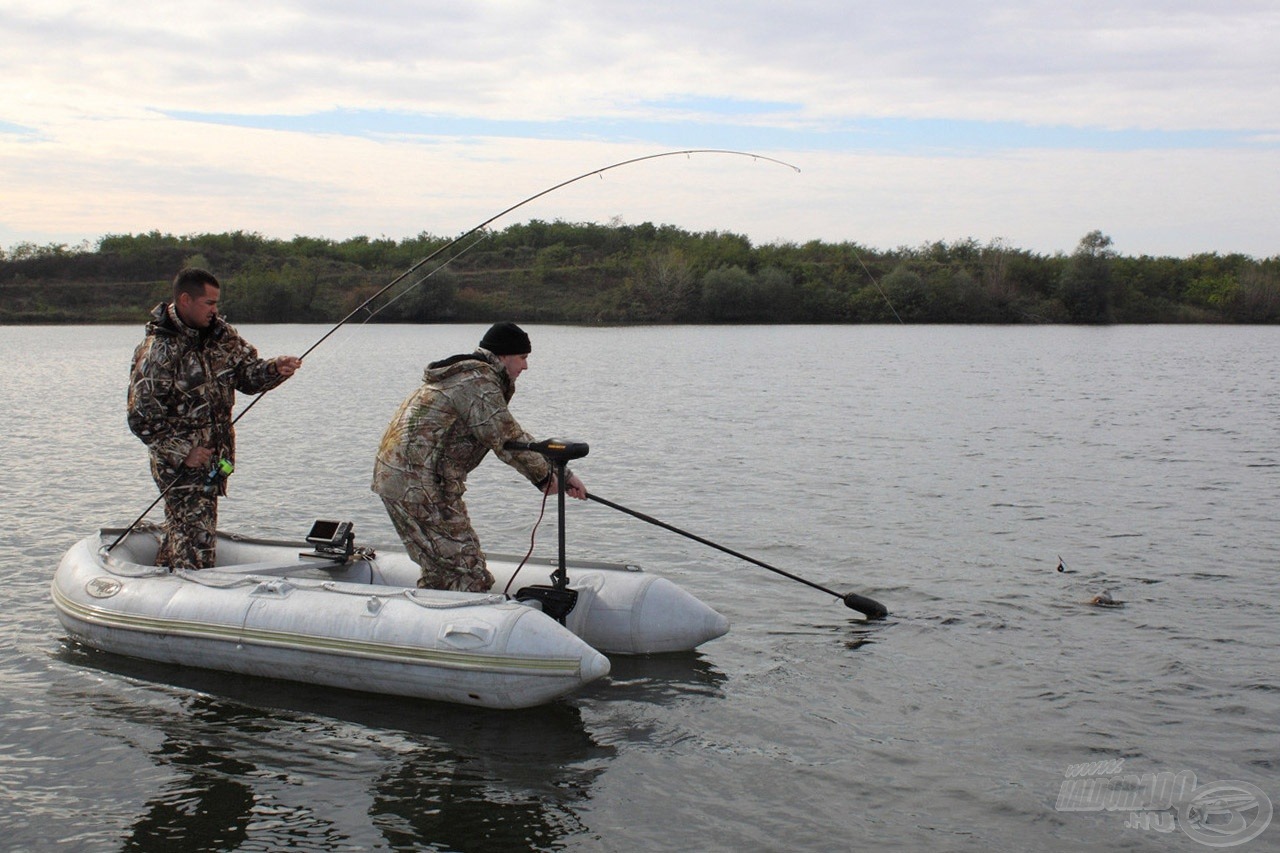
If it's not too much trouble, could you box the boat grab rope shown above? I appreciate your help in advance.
[164,570,508,609]
[402,589,508,609]
[171,569,263,589]
[93,544,514,609]
[313,581,509,610]
[172,570,510,611]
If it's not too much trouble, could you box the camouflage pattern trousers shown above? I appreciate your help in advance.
[156,485,218,570]
[380,496,495,593]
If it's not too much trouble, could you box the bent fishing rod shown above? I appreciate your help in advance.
[107,149,801,553]
[233,148,799,426]
[586,492,889,620]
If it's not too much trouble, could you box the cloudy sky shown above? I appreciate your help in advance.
[3,1,1277,258]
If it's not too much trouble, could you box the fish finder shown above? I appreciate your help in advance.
[302,520,355,562]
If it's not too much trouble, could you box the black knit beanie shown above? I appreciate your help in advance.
[479,322,531,356]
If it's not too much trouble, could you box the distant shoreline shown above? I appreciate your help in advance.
[3,226,1276,324]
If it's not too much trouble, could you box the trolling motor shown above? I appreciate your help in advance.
[503,438,589,623]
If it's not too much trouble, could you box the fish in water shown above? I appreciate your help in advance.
[1057,556,1124,606]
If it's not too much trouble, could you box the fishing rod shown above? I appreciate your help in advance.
[108,149,800,554]
[309,148,798,359]
[230,148,800,427]
[585,492,889,620]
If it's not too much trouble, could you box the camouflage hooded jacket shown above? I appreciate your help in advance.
[372,349,552,504]
[127,302,287,494]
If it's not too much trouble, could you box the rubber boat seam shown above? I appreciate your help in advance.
[51,584,584,676]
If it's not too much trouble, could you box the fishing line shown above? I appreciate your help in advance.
[262,229,495,389]
[357,229,494,328]
[109,148,800,554]
[855,251,905,324]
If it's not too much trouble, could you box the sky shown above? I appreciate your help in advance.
[2,1,1278,259]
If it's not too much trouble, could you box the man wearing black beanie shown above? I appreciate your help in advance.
[371,323,587,592]
[478,321,531,356]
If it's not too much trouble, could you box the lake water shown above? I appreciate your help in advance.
[1,323,1277,851]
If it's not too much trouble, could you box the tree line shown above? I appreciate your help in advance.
[2,223,1277,324]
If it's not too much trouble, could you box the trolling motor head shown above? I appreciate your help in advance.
[504,438,589,462]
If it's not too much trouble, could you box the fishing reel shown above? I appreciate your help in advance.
[202,458,234,494]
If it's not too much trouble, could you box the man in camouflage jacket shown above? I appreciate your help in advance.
[372,322,586,592]
[127,268,301,569]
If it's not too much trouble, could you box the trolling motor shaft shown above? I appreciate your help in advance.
[504,438,589,623]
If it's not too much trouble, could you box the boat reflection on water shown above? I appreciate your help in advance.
[584,651,727,704]
[118,698,268,852]
[54,640,614,851]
